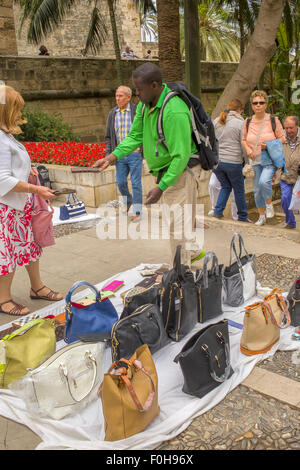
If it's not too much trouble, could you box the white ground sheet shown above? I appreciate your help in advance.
[52,206,101,226]
[0,264,298,451]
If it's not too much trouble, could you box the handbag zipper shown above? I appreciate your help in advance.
[175,287,183,342]
[198,286,202,323]
[164,284,176,331]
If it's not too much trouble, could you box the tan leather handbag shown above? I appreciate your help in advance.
[98,344,160,441]
[241,288,291,355]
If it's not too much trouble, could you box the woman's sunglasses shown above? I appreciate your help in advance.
[252,101,266,105]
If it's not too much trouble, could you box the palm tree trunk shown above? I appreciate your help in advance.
[157,0,183,82]
[212,0,286,119]
[184,0,201,97]
[107,0,123,84]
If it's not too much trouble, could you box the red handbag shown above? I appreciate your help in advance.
[28,174,55,248]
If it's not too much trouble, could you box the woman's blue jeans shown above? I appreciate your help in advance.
[115,152,143,216]
[253,164,276,209]
[213,162,248,221]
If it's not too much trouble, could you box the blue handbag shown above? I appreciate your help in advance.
[64,281,119,344]
[59,194,87,221]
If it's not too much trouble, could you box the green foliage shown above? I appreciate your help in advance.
[268,90,300,123]
[17,105,82,143]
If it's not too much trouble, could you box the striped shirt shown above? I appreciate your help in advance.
[115,104,132,145]
[286,129,299,151]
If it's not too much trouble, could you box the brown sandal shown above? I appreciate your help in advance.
[0,299,30,316]
[30,286,63,302]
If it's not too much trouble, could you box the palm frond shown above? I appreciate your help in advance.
[85,6,108,54]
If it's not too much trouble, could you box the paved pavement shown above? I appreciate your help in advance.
[0,207,299,450]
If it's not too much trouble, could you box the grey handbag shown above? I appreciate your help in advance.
[222,232,256,307]
[287,278,300,326]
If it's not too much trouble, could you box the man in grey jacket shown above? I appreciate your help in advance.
[105,86,142,221]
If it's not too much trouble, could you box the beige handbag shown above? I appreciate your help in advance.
[240,288,291,355]
[242,164,255,179]
[98,344,160,441]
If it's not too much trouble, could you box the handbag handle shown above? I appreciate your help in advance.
[107,358,156,412]
[66,193,81,206]
[229,232,251,280]
[173,245,185,282]
[59,351,97,402]
[65,281,101,310]
[264,288,291,329]
[201,330,232,383]
[196,251,219,288]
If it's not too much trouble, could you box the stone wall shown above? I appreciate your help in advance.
[0,56,239,142]
[12,0,143,59]
[0,0,17,55]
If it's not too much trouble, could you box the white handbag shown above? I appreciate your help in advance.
[13,341,105,420]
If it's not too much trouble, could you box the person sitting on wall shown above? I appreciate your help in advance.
[80,48,88,57]
[39,45,50,56]
[143,50,152,59]
[122,45,139,59]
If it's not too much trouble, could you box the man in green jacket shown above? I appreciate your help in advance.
[93,63,204,266]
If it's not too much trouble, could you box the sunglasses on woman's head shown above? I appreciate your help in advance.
[252,101,266,105]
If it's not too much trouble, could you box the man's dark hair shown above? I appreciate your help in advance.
[133,63,162,86]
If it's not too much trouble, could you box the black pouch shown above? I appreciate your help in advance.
[174,319,233,398]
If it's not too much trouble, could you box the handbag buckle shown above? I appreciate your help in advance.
[216,331,224,344]
[201,344,210,357]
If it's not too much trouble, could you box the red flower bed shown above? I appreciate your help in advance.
[23,141,106,167]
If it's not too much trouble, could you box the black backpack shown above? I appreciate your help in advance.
[36,164,52,189]
[142,82,219,171]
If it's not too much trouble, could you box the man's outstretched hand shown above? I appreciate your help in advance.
[145,187,163,205]
[92,154,117,171]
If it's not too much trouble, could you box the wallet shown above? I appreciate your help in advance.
[135,277,157,289]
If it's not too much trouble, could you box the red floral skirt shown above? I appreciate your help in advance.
[0,199,42,276]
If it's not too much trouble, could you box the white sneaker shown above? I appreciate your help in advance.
[255,215,266,226]
[208,210,214,216]
[266,203,274,218]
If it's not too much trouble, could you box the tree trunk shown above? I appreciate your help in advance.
[157,0,183,82]
[212,0,285,119]
[0,0,18,55]
[184,0,201,97]
[107,0,123,85]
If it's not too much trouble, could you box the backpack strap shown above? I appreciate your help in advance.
[246,117,251,133]
[246,115,276,134]
[155,91,178,156]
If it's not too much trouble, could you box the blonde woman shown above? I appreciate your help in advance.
[212,99,249,221]
[242,90,285,226]
[0,85,63,316]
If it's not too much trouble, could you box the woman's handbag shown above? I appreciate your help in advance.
[174,320,233,398]
[240,288,291,355]
[222,232,256,307]
[110,303,170,361]
[99,344,160,441]
[13,341,105,420]
[59,193,87,221]
[196,252,223,323]
[242,163,255,179]
[0,318,56,389]
[64,281,118,344]
[287,278,300,326]
[121,284,161,317]
[161,245,198,342]
[28,174,55,248]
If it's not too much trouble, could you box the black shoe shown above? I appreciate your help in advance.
[213,213,224,219]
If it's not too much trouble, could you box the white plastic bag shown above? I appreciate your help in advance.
[288,177,300,211]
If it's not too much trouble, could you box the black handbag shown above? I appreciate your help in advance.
[195,251,223,323]
[110,303,170,361]
[121,284,161,318]
[287,277,300,326]
[160,245,198,342]
[174,320,233,398]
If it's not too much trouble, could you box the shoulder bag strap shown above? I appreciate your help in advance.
[264,289,291,329]
[198,251,219,288]
[200,330,232,383]
[120,359,156,412]
[253,115,267,157]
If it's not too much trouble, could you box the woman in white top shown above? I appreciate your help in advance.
[0,86,63,316]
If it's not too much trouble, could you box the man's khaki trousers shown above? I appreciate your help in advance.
[160,166,202,267]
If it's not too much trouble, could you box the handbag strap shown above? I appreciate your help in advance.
[173,245,185,282]
[66,193,81,205]
[229,232,251,279]
[196,251,219,288]
[253,114,267,157]
[263,288,291,329]
[65,281,101,306]
[200,330,232,383]
[108,358,156,412]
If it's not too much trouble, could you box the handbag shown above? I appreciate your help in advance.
[240,288,291,355]
[161,245,198,341]
[28,174,55,248]
[122,284,161,317]
[286,278,300,326]
[64,281,118,344]
[242,163,254,179]
[14,341,105,420]
[59,193,87,221]
[195,251,223,323]
[222,232,256,307]
[174,319,233,398]
[110,303,170,361]
[0,318,56,389]
[99,344,160,441]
